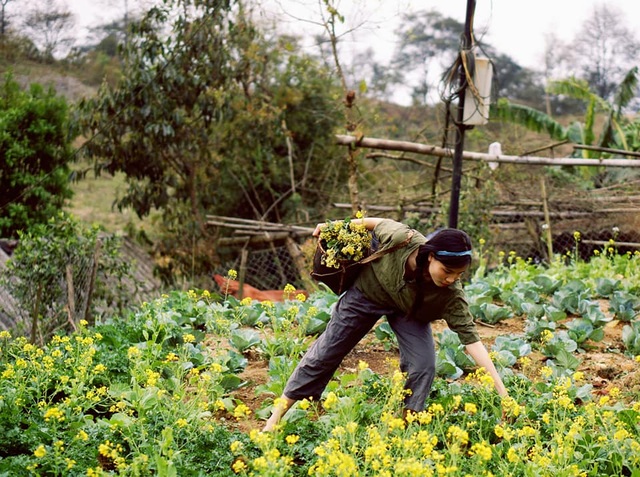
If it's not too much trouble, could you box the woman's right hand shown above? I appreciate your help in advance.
[312,223,325,237]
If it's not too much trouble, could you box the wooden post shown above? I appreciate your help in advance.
[66,264,77,331]
[448,0,476,228]
[540,176,554,261]
[237,248,249,300]
[83,240,102,324]
[30,283,43,344]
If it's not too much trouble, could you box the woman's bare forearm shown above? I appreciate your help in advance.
[465,341,508,397]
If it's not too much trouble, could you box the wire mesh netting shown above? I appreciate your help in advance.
[478,166,640,265]
[0,237,162,337]
[213,241,314,293]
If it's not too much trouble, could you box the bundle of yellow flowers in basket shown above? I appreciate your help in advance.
[317,217,372,269]
[311,213,372,294]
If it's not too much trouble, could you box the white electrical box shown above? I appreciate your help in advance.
[462,56,493,126]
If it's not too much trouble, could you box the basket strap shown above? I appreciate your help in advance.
[358,230,415,265]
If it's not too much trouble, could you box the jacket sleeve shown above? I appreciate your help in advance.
[443,292,480,345]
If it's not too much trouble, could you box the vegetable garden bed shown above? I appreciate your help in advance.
[1,248,639,476]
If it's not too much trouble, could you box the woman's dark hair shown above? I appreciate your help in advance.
[415,228,473,270]
[410,228,473,318]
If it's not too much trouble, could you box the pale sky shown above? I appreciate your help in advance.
[65,0,639,67]
[64,0,639,104]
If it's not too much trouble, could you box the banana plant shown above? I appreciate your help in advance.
[491,66,639,186]
[547,68,639,155]
[492,98,567,141]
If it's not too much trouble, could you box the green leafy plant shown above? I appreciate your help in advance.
[435,329,476,379]
[491,335,532,369]
[532,274,563,295]
[609,290,640,322]
[541,330,579,358]
[551,280,589,314]
[229,328,262,354]
[470,302,513,325]
[545,348,582,377]
[524,316,557,343]
[0,213,140,343]
[0,73,74,238]
[374,321,398,351]
[565,318,604,350]
[594,277,622,297]
[622,321,640,356]
[577,298,611,328]
[504,290,538,316]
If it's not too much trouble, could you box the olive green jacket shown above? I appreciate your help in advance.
[354,219,480,345]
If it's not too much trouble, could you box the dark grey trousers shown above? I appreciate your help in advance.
[283,287,436,411]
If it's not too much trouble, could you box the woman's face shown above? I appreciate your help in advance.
[426,254,468,287]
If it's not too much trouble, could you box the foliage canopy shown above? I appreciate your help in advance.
[0,72,74,239]
[77,0,345,278]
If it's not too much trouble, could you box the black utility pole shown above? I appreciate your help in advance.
[448,0,476,229]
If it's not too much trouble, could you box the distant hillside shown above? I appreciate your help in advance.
[17,71,96,102]
[1,57,97,103]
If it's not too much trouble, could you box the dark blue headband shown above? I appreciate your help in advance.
[435,250,472,257]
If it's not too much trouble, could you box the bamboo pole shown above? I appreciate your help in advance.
[581,240,640,249]
[573,144,640,158]
[331,202,640,218]
[335,135,640,167]
[217,232,302,246]
[206,216,314,234]
[540,177,554,261]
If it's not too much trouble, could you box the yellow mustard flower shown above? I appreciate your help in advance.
[176,418,188,428]
[34,445,47,458]
[464,402,478,415]
[230,440,244,453]
[233,403,251,419]
[285,434,300,445]
[323,391,339,411]
[232,459,247,474]
[299,398,311,411]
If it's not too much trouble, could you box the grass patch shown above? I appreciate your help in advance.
[66,169,160,240]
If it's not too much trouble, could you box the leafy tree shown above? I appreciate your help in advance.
[22,0,76,61]
[0,0,14,37]
[71,20,129,87]
[540,32,584,117]
[390,9,463,104]
[567,4,640,101]
[489,52,545,109]
[390,8,544,108]
[78,0,344,280]
[547,68,639,156]
[494,67,639,149]
[0,73,74,238]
